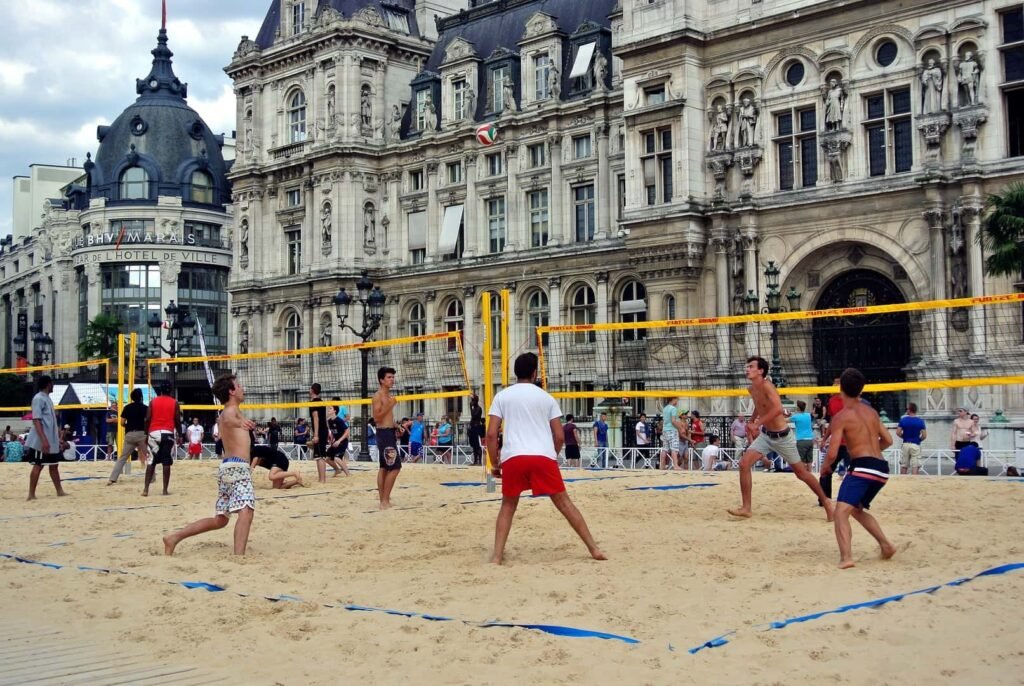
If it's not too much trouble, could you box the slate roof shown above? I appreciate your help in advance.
[256,0,420,49]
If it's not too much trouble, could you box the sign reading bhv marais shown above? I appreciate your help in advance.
[72,226,225,266]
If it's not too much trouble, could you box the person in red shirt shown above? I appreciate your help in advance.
[144,383,182,497]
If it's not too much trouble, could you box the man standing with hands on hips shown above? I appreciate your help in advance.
[487,353,606,564]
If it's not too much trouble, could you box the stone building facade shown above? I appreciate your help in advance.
[227,0,1024,421]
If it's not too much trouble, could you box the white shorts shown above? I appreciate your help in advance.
[748,430,801,466]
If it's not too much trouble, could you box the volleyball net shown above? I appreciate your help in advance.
[147,331,472,412]
[537,293,1024,417]
[0,358,113,414]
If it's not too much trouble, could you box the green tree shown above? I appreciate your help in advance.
[0,373,31,408]
[981,181,1024,278]
[77,313,122,360]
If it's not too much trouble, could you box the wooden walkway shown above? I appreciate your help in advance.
[0,621,226,686]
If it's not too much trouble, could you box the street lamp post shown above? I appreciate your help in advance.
[333,272,386,461]
[29,322,54,366]
[751,261,801,388]
[146,300,195,398]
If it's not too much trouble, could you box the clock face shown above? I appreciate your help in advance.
[149,79,159,88]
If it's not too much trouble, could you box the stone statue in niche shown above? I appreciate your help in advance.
[363,204,377,250]
[389,104,402,140]
[350,112,360,136]
[592,50,608,91]
[920,59,944,114]
[321,202,332,245]
[822,78,847,131]
[737,97,758,147]
[239,219,249,258]
[949,205,967,299]
[502,79,517,112]
[327,87,336,126]
[465,85,477,119]
[708,104,730,152]
[956,52,980,106]
[424,93,436,125]
[548,63,561,99]
[360,86,372,126]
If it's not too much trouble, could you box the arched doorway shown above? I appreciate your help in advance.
[812,269,911,418]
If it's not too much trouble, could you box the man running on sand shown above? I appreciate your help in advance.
[487,353,606,564]
[372,366,401,509]
[163,374,256,556]
[729,357,834,520]
[823,367,898,569]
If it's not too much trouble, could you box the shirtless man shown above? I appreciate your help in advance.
[728,357,834,520]
[163,374,257,556]
[372,366,400,509]
[823,367,897,569]
[251,443,305,489]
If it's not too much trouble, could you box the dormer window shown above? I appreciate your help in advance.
[453,80,467,120]
[534,53,551,100]
[415,89,429,130]
[491,65,510,112]
[120,167,149,200]
[190,170,214,204]
[292,2,305,35]
[645,86,666,106]
[382,8,410,34]
[569,42,596,91]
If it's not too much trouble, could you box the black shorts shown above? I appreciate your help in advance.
[313,437,328,459]
[252,445,289,472]
[215,439,224,456]
[27,448,60,466]
[377,427,401,471]
[565,445,581,461]
[150,432,175,466]
[326,441,348,458]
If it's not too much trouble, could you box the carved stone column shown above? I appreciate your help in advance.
[463,154,479,257]
[462,285,478,385]
[924,205,949,361]
[595,271,611,387]
[596,123,611,240]
[712,233,731,369]
[548,134,564,246]
[425,162,440,262]
[960,198,986,355]
[505,143,521,251]
[548,276,561,327]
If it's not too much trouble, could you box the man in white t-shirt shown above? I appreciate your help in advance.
[701,435,728,471]
[635,413,649,446]
[487,353,606,565]
[186,418,204,459]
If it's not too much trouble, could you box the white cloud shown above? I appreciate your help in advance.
[190,85,239,137]
[0,60,37,91]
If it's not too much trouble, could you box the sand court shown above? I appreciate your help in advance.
[1,461,1022,685]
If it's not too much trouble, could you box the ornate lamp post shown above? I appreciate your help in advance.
[29,321,54,365]
[333,272,386,461]
[146,300,195,398]
[752,261,801,388]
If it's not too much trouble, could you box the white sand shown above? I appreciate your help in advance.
[1,461,1022,685]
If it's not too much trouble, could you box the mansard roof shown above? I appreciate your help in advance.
[255,0,420,48]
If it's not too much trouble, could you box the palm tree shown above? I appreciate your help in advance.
[981,181,1024,278]
[77,313,122,360]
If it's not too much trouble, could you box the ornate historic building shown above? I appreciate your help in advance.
[0,25,235,376]
[226,0,1024,421]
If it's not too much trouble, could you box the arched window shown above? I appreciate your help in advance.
[444,299,464,352]
[527,290,549,348]
[238,321,249,354]
[620,281,647,341]
[489,293,502,348]
[408,302,426,353]
[190,170,214,204]
[288,90,307,143]
[120,167,149,200]
[285,311,302,350]
[571,285,596,344]
[664,294,676,320]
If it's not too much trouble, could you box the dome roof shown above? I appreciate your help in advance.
[85,28,231,209]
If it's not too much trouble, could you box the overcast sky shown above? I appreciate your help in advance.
[0,0,268,237]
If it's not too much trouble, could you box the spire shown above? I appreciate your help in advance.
[162,0,167,30]
[135,17,188,101]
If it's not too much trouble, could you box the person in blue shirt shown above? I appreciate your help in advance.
[408,412,425,463]
[896,403,927,475]
[792,400,816,466]
[955,443,987,476]
[593,412,609,468]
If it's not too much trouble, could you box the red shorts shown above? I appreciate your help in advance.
[501,455,565,498]
[188,442,202,456]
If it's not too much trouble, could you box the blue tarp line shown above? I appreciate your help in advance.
[688,561,1024,654]
[62,476,107,482]
[0,551,638,644]
[990,478,1024,482]
[626,484,719,491]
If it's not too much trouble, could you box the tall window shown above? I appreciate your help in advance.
[410,169,425,191]
[486,152,504,176]
[617,174,626,218]
[415,89,428,130]
[1002,9,1024,156]
[489,293,502,349]
[641,127,672,204]
[528,142,546,168]
[491,65,510,111]
[286,188,302,206]
[285,226,301,275]
[665,294,676,320]
[774,108,818,190]
[285,311,302,350]
[100,264,160,343]
[382,7,410,33]
[190,170,214,204]
[177,266,229,354]
[119,167,148,200]
[291,2,305,34]
[571,285,597,344]
[527,290,549,347]
[864,88,912,176]
[487,197,506,253]
[573,184,595,242]
[573,134,592,159]
[444,299,464,352]
[534,53,551,100]
[620,281,647,342]
[453,79,467,120]
[409,303,426,353]
[447,161,463,184]
[529,189,549,247]
[288,91,306,143]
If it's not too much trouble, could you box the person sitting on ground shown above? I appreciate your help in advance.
[954,443,988,476]
[700,435,721,471]
[251,443,305,489]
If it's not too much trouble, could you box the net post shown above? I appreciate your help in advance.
[500,289,510,388]
[482,291,495,492]
[116,335,127,460]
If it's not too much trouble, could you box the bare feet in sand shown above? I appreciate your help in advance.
[26,495,36,501]
[838,558,856,569]
[880,541,898,560]
[590,548,609,561]
[162,534,177,556]
[727,507,752,518]
[379,501,392,510]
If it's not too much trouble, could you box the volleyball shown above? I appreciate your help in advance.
[475,123,498,146]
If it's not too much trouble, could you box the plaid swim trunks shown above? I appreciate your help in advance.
[215,457,255,515]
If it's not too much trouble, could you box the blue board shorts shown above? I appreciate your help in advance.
[837,457,889,509]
